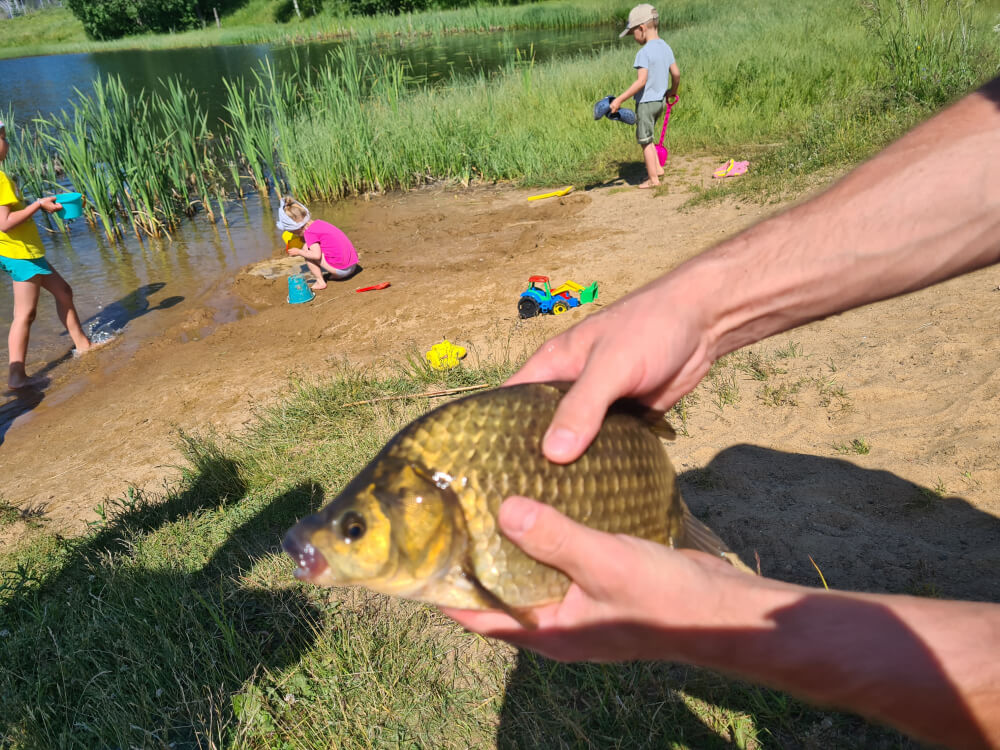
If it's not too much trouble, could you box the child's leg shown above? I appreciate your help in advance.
[639,143,661,188]
[38,270,91,353]
[8,279,41,388]
[291,244,329,290]
[302,259,328,290]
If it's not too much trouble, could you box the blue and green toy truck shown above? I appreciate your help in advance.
[518,275,599,319]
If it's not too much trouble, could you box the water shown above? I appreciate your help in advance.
[3,26,615,124]
[0,27,618,371]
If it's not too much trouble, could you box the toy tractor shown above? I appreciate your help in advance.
[518,275,599,319]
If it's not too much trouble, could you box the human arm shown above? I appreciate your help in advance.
[666,62,680,101]
[511,76,1000,463]
[444,497,1000,749]
[610,67,648,113]
[288,241,323,262]
[0,195,61,233]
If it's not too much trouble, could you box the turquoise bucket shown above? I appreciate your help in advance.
[55,192,84,220]
[287,273,315,304]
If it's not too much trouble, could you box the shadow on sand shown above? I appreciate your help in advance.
[494,444,1000,748]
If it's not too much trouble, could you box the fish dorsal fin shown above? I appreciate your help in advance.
[542,382,676,441]
[611,398,676,441]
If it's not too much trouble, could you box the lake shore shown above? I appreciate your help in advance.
[2,159,998,602]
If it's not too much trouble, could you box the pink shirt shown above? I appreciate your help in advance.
[303,220,359,270]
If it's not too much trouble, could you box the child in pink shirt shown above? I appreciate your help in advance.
[276,196,360,290]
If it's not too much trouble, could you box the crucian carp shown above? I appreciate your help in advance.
[283,382,751,627]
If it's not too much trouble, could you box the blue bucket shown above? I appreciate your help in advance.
[55,192,84,220]
[287,273,315,304]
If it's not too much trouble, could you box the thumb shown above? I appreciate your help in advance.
[498,496,612,585]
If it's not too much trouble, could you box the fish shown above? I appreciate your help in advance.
[282,382,752,626]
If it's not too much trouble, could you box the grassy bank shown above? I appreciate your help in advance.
[3,0,996,238]
[0,0,630,60]
[0,356,919,748]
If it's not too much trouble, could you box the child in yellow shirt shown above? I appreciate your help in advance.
[0,121,92,389]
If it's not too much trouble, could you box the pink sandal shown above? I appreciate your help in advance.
[713,159,749,178]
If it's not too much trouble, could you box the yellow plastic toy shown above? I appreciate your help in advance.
[282,231,304,251]
[425,340,467,370]
[527,186,574,202]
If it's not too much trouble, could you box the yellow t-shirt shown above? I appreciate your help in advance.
[0,171,45,260]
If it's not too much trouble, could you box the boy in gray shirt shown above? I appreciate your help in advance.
[610,4,680,188]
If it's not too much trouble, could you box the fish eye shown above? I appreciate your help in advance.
[340,511,366,543]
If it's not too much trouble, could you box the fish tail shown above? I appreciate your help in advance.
[679,505,757,575]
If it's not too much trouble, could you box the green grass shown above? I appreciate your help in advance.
[3,0,998,240]
[834,437,872,455]
[3,0,998,239]
[0,361,917,748]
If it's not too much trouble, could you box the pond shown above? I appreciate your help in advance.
[0,25,618,378]
[2,26,616,125]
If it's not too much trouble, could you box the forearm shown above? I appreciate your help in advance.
[663,578,1000,748]
[0,199,43,232]
[661,78,1000,360]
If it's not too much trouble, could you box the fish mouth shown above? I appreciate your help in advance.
[282,524,330,583]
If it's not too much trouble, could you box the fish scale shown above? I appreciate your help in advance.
[283,382,747,613]
[376,384,682,606]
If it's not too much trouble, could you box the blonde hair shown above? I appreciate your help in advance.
[282,195,309,223]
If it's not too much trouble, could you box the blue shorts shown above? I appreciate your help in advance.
[0,255,53,282]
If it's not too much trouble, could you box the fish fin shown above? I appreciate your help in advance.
[462,562,539,629]
[613,399,676,441]
[679,505,757,575]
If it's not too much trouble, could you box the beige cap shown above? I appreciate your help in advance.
[619,3,658,37]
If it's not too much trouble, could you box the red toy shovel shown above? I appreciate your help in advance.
[356,282,390,293]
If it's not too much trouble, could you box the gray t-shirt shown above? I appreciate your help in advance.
[633,39,675,103]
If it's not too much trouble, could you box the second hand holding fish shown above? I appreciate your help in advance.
[441,495,766,663]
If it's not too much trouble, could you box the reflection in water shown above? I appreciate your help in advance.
[1,27,617,126]
[82,282,185,341]
[0,192,279,364]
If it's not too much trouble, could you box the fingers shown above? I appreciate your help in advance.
[498,497,618,585]
[506,337,579,387]
[505,321,629,464]
[540,360,629,463]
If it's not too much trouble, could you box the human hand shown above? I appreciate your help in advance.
[441,497,751,663]
[609,97,623,114]
[506,276,715,463]
[666,92,678,106]
[38,196,62,213]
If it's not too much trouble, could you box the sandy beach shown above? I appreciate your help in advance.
[2,157,998,601]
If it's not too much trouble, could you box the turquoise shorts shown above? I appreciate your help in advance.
[0,255,53,282]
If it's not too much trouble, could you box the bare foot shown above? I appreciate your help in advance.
[638,180,660,189]
[656,168,665,176]
[311,281,328,291]
[72,338,112,358]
